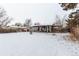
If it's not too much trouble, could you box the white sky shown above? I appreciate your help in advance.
[0,3,67,25]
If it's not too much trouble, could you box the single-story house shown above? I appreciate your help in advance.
[32,24,62,32]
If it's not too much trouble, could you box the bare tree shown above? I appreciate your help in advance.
[53,15,62,26]
[24,18,32,28]
[15,23,22,27]
[4,17,13,26]
[34,22,40,26]
[0,7,12,27]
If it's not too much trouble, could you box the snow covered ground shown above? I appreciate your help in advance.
[0,32,79,56]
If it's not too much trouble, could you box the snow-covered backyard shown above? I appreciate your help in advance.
[0,32,79,56]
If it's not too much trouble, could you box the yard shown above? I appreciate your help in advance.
[0,32,79,56]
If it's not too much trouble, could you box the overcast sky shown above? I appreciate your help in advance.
[0,3,67,25]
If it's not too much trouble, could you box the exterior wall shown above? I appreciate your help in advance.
[32,26,39,32]
[32,25,53,32]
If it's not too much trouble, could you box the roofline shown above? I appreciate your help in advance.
[32,25,62,27]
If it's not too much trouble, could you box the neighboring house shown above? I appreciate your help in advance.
[32,24,62,32]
